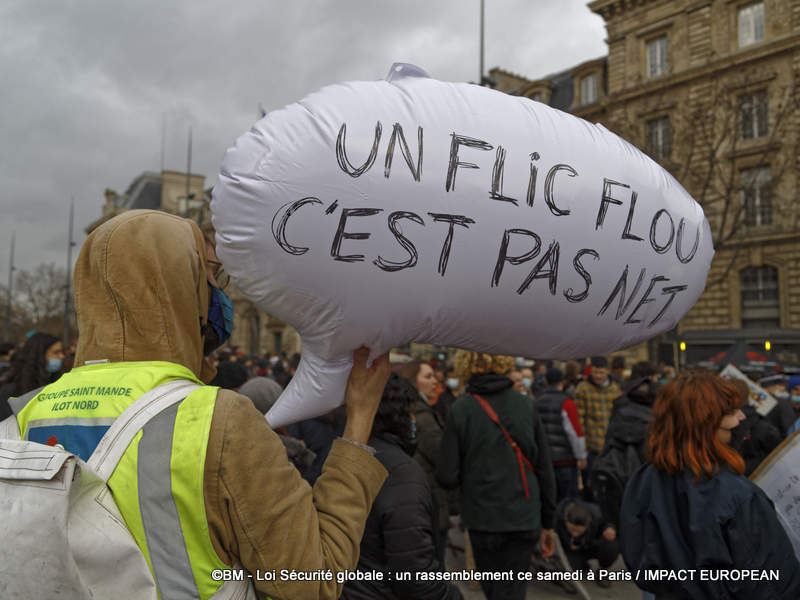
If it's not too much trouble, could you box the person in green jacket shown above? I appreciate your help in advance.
[437,350,557,600]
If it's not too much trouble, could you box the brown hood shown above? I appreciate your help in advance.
[73,209,216,382]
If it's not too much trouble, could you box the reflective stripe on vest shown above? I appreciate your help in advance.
[139,401,200,599]
[15,362,229,600]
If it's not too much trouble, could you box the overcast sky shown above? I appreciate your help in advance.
[0,0,606,283]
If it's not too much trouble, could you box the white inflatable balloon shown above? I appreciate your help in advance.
[213,63,713,427]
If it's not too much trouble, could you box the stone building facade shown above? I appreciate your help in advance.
[87,170,300,357]
[491,0,800,365]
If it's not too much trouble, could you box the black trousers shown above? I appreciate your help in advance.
[564,537,619,571]
[469,529,537,600]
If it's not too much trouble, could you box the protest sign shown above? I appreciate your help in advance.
[720,364,778,417]
[751,430,800,560]
[212,63,713,426]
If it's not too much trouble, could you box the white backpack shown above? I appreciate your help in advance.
[0,379,256,600]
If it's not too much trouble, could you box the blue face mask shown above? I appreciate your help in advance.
[774,390,790,401]
[522,377,533,389]
[46,358,62,374]
[207,283,234,348]
[446,377,459,390]
[791,394,800,404]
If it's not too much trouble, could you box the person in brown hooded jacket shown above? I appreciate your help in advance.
[9,210,390,599]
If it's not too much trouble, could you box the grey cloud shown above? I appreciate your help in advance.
[0,0,606,283]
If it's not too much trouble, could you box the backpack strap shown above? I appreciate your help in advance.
[0,414,20,440]
[88,379,201,482]
[473,393,535,499]
[7,386,45,416]
[1,387,45,442]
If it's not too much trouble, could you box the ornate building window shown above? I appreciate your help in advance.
[741,166,772,226]
[740,90,768,139]
[646,116,671,160]
[646,36,668,78]
[738,2,765,48]
[580,73,598,105]
[740,265,779,329]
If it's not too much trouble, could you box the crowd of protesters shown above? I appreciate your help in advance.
[3,324,800,599]
[188,346,800,598]
[0,256,800,600]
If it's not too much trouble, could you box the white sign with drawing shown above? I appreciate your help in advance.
[719,364,778,417]
[752,432,800,561]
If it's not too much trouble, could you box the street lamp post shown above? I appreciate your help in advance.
[479,0,485,84]
[63,199,76,346]
[4,232,15,342]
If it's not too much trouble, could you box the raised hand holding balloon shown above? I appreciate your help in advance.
[212,63,712,427]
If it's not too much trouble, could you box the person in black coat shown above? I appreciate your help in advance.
[341,373,462,600]
[0,332,63,420]
[606,363,660,451]
[620,370,800,600]
[726,378,781,477]
[555,498,618,582]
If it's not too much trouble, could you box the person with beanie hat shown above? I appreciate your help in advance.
[239,377,316,477]
[209,360,249,391]
[759,373,795,437]
[239,376,282,414]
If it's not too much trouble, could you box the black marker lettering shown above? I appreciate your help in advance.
[649,209,675,254]
[374,211,424,272]
[489,146,519,205]
[271,197,323,256]
[544,164,576,216]
[621,191,643,241]
[526,152,540,207]
[428,213,477,276]
[649,285,689,327]
[564,249,599,303]
[384,123,423,181]
[445,134,493,192]
[675,218,700,264]
[492,228,542,288]
[325,200,339,215]
[597,265,647,320]
[596,179,629,229]
[336,122,382,178]
[517,240,560,295]
[330,208,383,262]
[625,275,669,324]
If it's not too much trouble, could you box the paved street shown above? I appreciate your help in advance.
[445,524,642,600]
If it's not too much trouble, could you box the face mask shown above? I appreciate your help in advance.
[446,377,459,390]
[522,377,532,388]
[791,394,800,404]
[774,391,790,400]
[204,283,234,355]
[46,358,62,374]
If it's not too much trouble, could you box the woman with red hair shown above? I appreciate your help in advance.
[620,370,800,599]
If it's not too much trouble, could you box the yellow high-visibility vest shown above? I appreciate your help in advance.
[17,361,229,600]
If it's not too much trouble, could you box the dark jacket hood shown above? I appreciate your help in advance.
[466,373,514,396]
